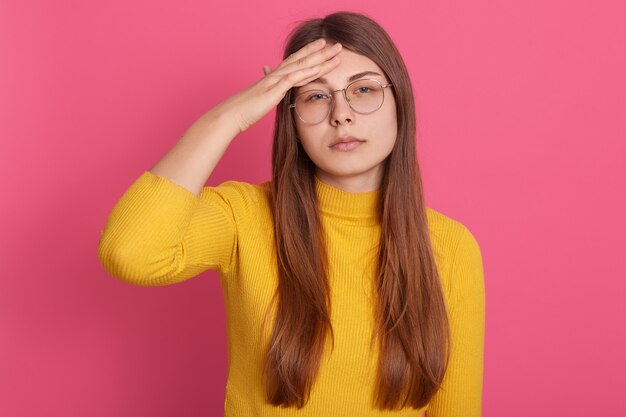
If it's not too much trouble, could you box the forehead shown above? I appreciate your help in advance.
[300,48,386,89]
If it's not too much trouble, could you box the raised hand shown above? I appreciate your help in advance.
[218,38,342,133]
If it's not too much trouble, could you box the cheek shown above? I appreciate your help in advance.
[373,108,397,141]
[386,102,398,128]
[386,106,398,140]
[294,121,303,138]
[297,134,324,161]
[295,121,321,142]
[296,122,325,147]
[303,138,326,156]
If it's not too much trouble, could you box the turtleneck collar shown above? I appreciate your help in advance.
[314,176,381,225]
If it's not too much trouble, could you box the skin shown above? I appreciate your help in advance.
[152,38,350,196]
[292,45,398,193]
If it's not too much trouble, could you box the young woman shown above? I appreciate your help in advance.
[98,11,485,417]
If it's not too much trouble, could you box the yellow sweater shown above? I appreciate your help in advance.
[98,171,485,417]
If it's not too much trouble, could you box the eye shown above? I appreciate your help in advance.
[354,86,373,94]
[305,92,330,102]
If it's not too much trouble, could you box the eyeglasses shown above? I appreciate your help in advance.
[289,78,393,125]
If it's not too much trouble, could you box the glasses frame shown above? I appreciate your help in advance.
[288,78,394,125]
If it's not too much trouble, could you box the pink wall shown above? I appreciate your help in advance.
[1,0,624,416]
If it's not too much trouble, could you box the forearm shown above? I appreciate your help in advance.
[149,105,241,196]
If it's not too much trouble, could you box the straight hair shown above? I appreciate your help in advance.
[262,11,450,410]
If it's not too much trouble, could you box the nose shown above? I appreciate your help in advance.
[329,89,354,126]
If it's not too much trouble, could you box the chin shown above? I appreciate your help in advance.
[319,166,375,178]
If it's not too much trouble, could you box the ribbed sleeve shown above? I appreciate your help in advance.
[97,171,238,286]
[426,226,486,417]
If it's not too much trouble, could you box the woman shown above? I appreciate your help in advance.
[98,11,485,417]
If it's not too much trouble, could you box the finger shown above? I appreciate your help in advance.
[275,42,340,74]
[292,55,341,87]
[273,42,342,77]
[267,66,322,103]
[280,38,326,68]
[263,65,271,75]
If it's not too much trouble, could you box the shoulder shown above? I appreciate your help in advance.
[426,206,478,252]
[426,206,463,236]
[425,207,483,295]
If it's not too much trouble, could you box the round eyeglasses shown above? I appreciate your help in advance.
[289,78,393,125]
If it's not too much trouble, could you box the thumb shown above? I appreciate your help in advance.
[262,65,271,76]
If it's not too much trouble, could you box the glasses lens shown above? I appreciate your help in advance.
[294,90,332,124]
[346,79,384,114]
[292,79,386,124]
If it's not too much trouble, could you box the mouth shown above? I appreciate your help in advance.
[329,136,365,147]
[329,136,366,152]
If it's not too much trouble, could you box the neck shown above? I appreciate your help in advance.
[314,166,383,193]
[314,176,381,225]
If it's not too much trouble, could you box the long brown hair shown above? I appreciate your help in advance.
[263,11,450,410]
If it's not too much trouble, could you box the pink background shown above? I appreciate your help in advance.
[1,0,624,416]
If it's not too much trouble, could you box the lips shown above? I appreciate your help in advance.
[329,136,365,147]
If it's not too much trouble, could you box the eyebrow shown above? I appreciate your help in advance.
[308,71,383,85]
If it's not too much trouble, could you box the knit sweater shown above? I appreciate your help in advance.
[98,171,485,417]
